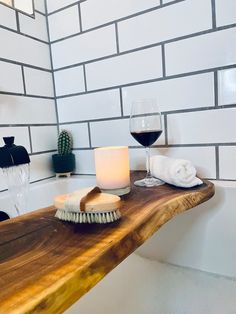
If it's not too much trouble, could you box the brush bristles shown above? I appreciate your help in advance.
[55,209,121,224]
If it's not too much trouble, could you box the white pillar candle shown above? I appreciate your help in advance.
[94,146,130,195]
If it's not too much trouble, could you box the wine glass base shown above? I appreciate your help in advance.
[134,177,165,187]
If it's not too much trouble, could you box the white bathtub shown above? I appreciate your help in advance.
[1,178,236,313]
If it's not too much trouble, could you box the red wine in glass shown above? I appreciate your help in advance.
[130,99,164,187]
[131,130,163,147]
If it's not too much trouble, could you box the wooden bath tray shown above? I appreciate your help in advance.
[0,171,214,314]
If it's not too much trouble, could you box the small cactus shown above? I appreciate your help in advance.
[58,130,73,155]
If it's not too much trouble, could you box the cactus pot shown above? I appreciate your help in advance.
[52,153,75,175]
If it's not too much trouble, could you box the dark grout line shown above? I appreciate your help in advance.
[0,22,49,45]
[0,91,54,99]
[87,122,92,148]
[215,146,220,179]
[82,64,87,92]
[164,114,168,146]
[0,123,58,127]
[0,56,52,72]
[119,88,124,116]
[115,23,120,53]
[211,0,217,29]
[78,2,83,32]
[29,149,57,156]
[35,9,46,16]
[21,66,26,95]
[15,11,20,32]
[28,126,33,153]
[214,71,218,107]
[161,44,166,77]
[71,142,236,151]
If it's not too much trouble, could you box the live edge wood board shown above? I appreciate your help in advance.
[0,171,214,314]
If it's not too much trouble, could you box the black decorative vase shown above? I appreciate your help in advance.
[52,153,75,177]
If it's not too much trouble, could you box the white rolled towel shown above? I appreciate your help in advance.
[150,155,203,188]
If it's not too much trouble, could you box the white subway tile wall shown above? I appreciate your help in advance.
[19,12,48,42]
[167,108,236,144]
[1,0,234,192]
[86,46,163,90]
[48,5,80,42]
[215,0,236,27]
[54,66,85,96]
[122,73,215,115]
[0,4,17,30]
[0,61,24,93]
[80,0,159,30]
[59,123,90,149]
[218,68,236,106]
[24,67,54,97]
[57,89,121,123]
[51,25,117,69]
[0,0,57,192]
[219,146,236,180]
[30,126,58,153]
[46,0,236,180]
[118,0,212,52]
[165,27,236,75]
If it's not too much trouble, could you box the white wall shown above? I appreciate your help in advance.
[47,0,236,180]
[0,0,57,192]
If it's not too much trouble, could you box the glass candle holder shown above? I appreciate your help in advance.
[94,146,130,196]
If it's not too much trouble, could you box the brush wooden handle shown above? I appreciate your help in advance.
[54,187,121,212]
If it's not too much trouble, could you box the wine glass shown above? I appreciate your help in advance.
[130,99,164,187]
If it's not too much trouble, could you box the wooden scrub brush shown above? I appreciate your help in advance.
[54,187,121,223]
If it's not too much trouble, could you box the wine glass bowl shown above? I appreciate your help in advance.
[130,99,164,187]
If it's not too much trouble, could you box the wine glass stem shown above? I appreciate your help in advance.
[145,147,152,179]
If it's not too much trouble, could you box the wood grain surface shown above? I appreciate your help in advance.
[0,172,215,314]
